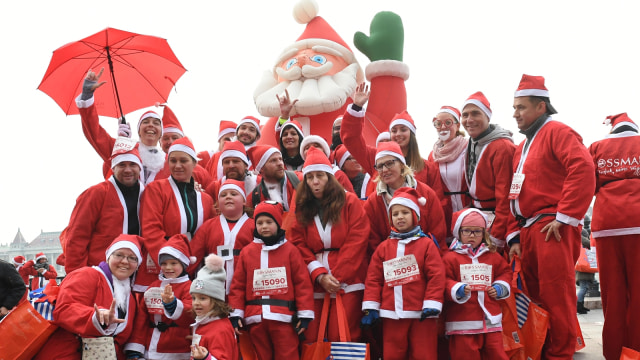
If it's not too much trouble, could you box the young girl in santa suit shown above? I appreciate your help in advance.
[190,179,254,297]
[361,187,446,360]
[125,234,196,359]
[190,254,239,360]
[228,201,315,360]
[442,208,511,360]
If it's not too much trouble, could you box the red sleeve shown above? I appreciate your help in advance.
[44,265,57,280]
[330,194,370,284]
[363,195,387,257]
[418,184,448,251]
[189,219,213,275]
[489,141,516,242]
[443,254,461,302]
[171,283,195,328]
[289,215,328,281]
[79,103,116,177]
[228,248,249,312]
[335,169,355,193]
[290,245,315,315]
[22,260,37,276]
[127,293,151,349]
[340,107,378,176]
[194,165,213,190]
[421,240,446,304]
[64,187,104,273]
[139,182,171,270]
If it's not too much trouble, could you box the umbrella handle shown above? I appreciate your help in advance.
[106,46,126,124]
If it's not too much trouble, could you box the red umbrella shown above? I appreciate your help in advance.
[38,27,186,120]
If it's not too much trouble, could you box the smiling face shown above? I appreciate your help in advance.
[390,125,411,149]
[390,204,414,232]
[138,117,162,146]
[107,248,138,280]
[160,132,183,153]
[168,151,196,183]
[461,104,490,139]
[281,127,300,155]
[218,188,245,220]
[112,161,141,187]
[160,258,184,279]
[375,155,404,189]
[433,112,460,143]
[305,171,329,199]
[236,124,259,145]
[191,293,214,317]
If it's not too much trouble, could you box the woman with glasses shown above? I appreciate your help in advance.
[137,137,215,291]
[35,235,144,359]
[428,106,470,242]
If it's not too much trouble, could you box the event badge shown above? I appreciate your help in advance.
[143,287,164,314]
[191,334,201,346]
[460,264,492,291]
[217,245,233,261]
[383,254,420,287]
[253,267,288,296]
[508,173,525,200]
[111,136,137,156]
[146,253,157,273]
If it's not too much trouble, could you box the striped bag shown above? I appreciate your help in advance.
[28,279,59,321]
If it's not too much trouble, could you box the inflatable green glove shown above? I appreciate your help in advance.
[354,11,404,62]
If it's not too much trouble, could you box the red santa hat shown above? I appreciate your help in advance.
[254,200,284,228]
[451,208,488,238]
[248,145,281,174]
[333,144,351,168]
[300,135,330,160]
[35,252,47,262]
[604,113,639,132]
[376,132,390,147]
[161,105,184,137]
[159,234,196,270]
[137,110,162,133]
[12,255,25,266]
[110,138,143,170]
[462,91,492,119]
[280,119,305,139]
[375,141,406,165]
[218,178,246,200]
[105,234,143,268]
[303,146,333,176]
[389,110,416,134]
[435,106,461,123]
[218,120,237,141]
[168,136,197,161]
[220,140,250,166]
[237,116,261,137]
[388,187,426,220]
[514,74,557,114]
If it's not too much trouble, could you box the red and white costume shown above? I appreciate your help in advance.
[191,316,239,360]
[34,265,137,360]
[289,191,370,343]
[64,176,143,274]
[363,232,445,360]
[23,259,57,291]
[228,239,314,359]
[248,174,299,211]
[588,113,640,359]
[428,150,469,239]
[138,178,214,291]
[155,161,213,190]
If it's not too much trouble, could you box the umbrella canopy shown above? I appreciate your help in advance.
[38,27,186,119]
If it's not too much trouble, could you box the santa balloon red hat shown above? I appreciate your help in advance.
[303,146,333,176]
[463,91,492,119]
[12,255,25,266]
[375,141,406,165]
[159,234,196,270]
[514,74,557,114]
[603,113,639,132]
[168,136,197,160]
[436,106,461,123]
[218,120,237,141]
[254,201,284,228]
[161,105,184,136]
[218,178,246,200]
[110,138,143,170]
[105,234,143,269]
[137,110,162,133]
[248,145,281,174]
[237,116,262,137]
[389,110,416,134]
[220,140,249,165]
[451,208,488,239]
[300,135,330,160]
[388,187,426,220]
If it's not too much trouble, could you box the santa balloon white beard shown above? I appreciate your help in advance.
[254,62,359,117]
[438,130,451,142]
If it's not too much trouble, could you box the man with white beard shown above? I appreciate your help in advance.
[254,0,409,149]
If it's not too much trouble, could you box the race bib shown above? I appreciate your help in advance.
[191,334,202,346]
[253,267,288,296]
[383,254,420,287]
[482,211,496,228]
[460,264,492,291]
[508,173,525,200]
[146,253,157,273]
[111,136,137,156]
[217,245,233,261]
[143,287,164,314]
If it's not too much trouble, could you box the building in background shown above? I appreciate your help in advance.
[0,228,64,279]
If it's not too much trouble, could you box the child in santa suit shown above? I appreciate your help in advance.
[190,178,255,296]
[361,187,446,360]
[125,234,196,359]
[228,201,314,360]
[190,254,239,360]
[442,209,511,360]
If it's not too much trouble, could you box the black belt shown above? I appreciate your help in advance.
[472,207,496,212]
[233,249,241,256]
[515,213,555,227]
[318,248,339,252]
[444,191,468,195]
[150,321,178,332]
[246,299,297,311]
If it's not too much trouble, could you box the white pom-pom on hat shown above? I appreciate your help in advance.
[293,0,319,24]
[418,197,427,206]
[204,254,224,272]
[189,256,197,265]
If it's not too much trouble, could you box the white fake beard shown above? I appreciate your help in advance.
[111,276,131,314]
[254,63,359,117]
[438,131,451,142]
[138,143,166,172]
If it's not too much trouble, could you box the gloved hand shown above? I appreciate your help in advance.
[229,316,242,330]
[420,308,440,321]
[360,309,380,328]
[456,284,467,299]
[492,284,505,298]
[118,123,132,138]
[125,350,144,359]
[353,11,404,62]
[294,317,312,333]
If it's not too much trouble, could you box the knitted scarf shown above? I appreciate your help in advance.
[432,135,468,163]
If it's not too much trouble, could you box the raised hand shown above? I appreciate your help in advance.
[353,83,370,107]
[276,89,299,120]
[161,284,175,304]
[94,299,124,326]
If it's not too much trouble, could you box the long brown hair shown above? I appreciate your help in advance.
[404,132,425,173]
[189,296,234,318]
[295,172,345,226]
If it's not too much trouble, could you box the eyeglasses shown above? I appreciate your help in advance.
[111,252,138,263]
[460,229,484,237]
[433,119,456,128]
[374,159,398,171]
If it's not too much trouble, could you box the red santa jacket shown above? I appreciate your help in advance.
[126,275,193,359]
[289,192,370,295]
[510,119,596,237]
[228,239,315,325]
[23,260,57,291]
[64,177,143,274]
[190,214,255,295]
[466,138,517,247]
[248,172,300,211]
[362,234,445,319]
[191,316,239,360]
[34,265,137,360]
[442,243,511,334]
[197,149,214,171]
[364,178,448,255]
[138,178,214,290]
[589,130,640,237]
[428,150,470,239]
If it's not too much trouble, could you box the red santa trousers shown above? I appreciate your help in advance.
[248,319,300,360]
[448,331,508,360]
[596,235,640,360]
[520,218,580,360]
[381,318,437,360]
[304,291,363,344]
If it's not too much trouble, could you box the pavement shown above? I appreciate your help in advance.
[574,297,604,360]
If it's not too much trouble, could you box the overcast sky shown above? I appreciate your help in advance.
[2,0,639,246]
